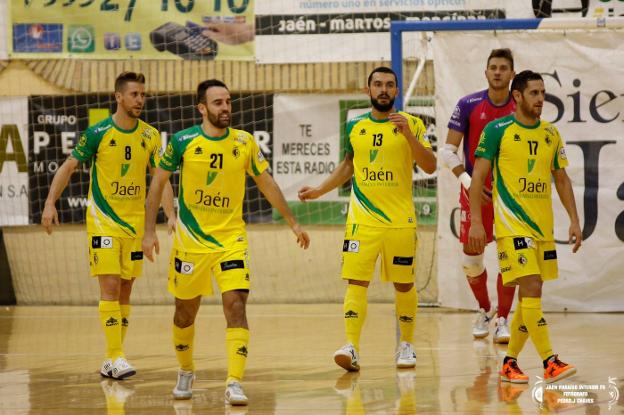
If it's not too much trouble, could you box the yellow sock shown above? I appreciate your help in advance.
[506,300,530,359]
[120,304,131,344]
[173,324,195,372]
[99,300,123,360]
[344,284,368,351]
[521,297,553,360]
[395,287,417,343]
[226,327,249,383]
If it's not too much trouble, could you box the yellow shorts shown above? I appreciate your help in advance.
[341,224,417,283]
[88,234,143,280]
[168,248,250,300]
[497,236,559,286]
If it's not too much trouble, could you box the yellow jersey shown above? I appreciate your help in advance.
[344,111,431,228]
[160,125,269,253]
[72,117,161,238]
[475,115,569,241]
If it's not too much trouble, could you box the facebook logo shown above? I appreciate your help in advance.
[104,33,121,50]
[125,33,141,51]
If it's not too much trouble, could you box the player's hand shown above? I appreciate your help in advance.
[142,232,160,262]
[41,202,59,235]
[467,223,486,254]
[167,214,176,235]
[569,221,582,253]
[388,113,410,136]
[291,223,310,249]
[298,186,320,202]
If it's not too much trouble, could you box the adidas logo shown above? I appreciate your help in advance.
[519,325,528,333]
[109,139,117,147]
[399,315,413,323]
[121,318,129,327]
[194,146,203,154]
[236,346,248,357]
[105,317,119,327]
[175,344,189,351]
[344,310,358,319]
[537,317,547,327]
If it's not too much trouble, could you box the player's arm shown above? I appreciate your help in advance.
[552,168,581,253]
[149,165,176,234]
[467,157,491,254]
[253,170,310,249]
[298,153,354,201]
[143,167,173,261]
[388,113,436,173]
[439,128,471,184]
[41,155,80,234]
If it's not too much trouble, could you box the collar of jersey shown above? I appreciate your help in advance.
[198,126,229,141]
[485,90,512,108]
[512,115,541,130]
[110,116,139,134]
[367,112,391,123]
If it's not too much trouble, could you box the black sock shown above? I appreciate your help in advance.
[503,356,516,365]
[543,355,554,368]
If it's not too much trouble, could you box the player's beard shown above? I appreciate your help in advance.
[122,103,142,119]
[371,95,395,112]
[520,100,542,119]
[207,109,230,128]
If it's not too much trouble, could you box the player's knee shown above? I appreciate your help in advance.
[173,307,197,328]
[462,253,485,278]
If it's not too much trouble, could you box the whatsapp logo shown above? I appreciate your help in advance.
[68,25,95,53]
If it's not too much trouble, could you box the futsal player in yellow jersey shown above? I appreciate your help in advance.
[41,72,175,379]
[469,70,582,384]
[299,67,436,371]
[143,79,310,406]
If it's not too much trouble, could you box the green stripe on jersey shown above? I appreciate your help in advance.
[178,185,223,248]
[352,181,391,224]
[91,164,136,236]
[494,159,544,237]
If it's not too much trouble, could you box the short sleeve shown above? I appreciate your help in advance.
[148,130,162,168]
[71,128,100,162]
[246,135,269,177]
[474,121,503,161]
[159,137,182,172]
[447,98,469,133]
[344,118,357,156]
[551,127,569,170]
[410,115,432,150]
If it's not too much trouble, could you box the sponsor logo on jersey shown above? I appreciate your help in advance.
[92,236,113,249]
[174,258,194,275]
[393,256,414,266]
[342,240,360,253]
[220,260,245,271]
[543,250,557,260]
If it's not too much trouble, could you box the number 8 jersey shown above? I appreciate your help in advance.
[159,125,269,253]
[72,117,161,238]
[344,111,431,228]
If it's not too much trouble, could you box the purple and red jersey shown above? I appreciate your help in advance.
[447,89,516,180]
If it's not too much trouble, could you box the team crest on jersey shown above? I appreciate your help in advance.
[518,253,528,266]
[232,146,240,159]
[544,135,552,146]
[78,134,87,147]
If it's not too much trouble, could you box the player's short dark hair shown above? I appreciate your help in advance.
[367,67,398,86]
[487,48,514,70]
[197,79,229,104]
[510,70,544,98]
[114,71,145,92]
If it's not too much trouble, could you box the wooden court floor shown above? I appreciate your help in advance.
[0,305,622,414]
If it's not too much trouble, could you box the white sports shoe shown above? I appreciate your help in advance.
[395,341,416,368]
[172,369,194,400]
[111,357,136,380]
[225,381,248,406]
[100,359,113,378]
[472,308,496,339]
[493,316,511,344]
[333,343,360,372]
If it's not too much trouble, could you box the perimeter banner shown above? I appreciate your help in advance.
[10,0,254,60]
[433,30,624,311]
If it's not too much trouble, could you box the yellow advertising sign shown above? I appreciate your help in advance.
[10,0,254,60]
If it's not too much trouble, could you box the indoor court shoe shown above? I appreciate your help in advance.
[500,359,529,384]
[473,307,496,339]
[111,357,136,380]
[493,316,511,344]
[172,369,195,400]
[225,381,249,406]
[100,359,113,378]
[334,343,360,372]
[395,341,416,368]
[544,355,577,383]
